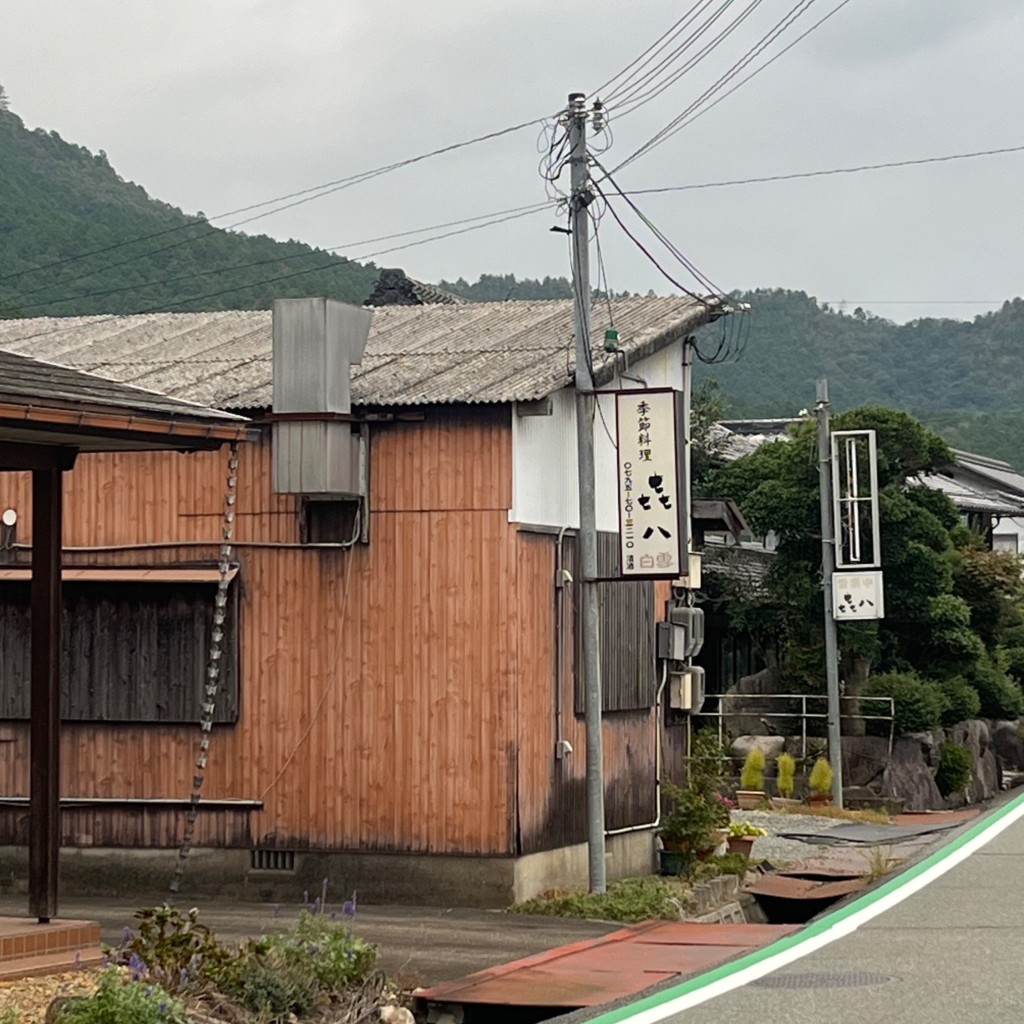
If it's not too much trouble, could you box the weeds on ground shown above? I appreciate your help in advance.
[690,854,752,882]
[0,1007,18,1024]
[773,804,893,825]
[52,968,190,1024]
[510,877,693,923]
[861,845,905,882]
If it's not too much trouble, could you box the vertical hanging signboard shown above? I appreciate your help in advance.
[615,389,687,579]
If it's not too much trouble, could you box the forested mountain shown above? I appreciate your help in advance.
[3,95,1023,469]
[0,103,378,316]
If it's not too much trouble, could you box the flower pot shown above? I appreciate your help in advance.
[735,790,764,811]
[771,797,801,810]
[697,827,729,860]
[808,793,833,807]
[726,834,757,858]
[659,849,692,876]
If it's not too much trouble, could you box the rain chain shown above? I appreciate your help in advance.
[170,442,239,893]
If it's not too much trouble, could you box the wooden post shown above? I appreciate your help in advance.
[30,467,62,923]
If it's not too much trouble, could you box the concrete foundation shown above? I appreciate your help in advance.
[0,831,658,909]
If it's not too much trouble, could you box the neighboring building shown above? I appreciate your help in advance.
[0,294,725,904]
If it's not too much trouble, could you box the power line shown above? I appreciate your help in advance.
[612,0,773,117]
[623,143,1024,194]
[612,0,854,173]
[2,203,553,345]
[588,0,716,100]
[0,116,547,287]
[11,202,550,314]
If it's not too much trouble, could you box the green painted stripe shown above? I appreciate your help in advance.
[588,791,1024,1024]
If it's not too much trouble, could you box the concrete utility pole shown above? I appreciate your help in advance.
[567,91,606,892]
[815,379,845,807]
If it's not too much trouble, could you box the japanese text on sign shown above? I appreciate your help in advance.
[616,390,685,578]
[832,570,885,621]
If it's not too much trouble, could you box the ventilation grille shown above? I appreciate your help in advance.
[249,849,297,872]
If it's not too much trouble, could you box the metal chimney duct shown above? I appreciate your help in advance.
[271,298,373,497]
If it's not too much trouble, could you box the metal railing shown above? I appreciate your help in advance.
[697,692,896,763]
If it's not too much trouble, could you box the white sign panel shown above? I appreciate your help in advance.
[832,570,885,620]
[615,389,687,578]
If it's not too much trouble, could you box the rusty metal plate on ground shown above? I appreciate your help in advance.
[753,971,898,989]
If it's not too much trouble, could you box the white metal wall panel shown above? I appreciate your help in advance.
[511,342,684,529]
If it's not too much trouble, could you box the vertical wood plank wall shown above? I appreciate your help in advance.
[0,407,660,856]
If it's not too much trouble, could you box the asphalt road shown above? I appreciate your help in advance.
[600,805,1024,1024]
[0,894,616,990]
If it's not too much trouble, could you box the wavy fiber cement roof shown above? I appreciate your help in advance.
[0,347,243,422]
[0,297,717,411]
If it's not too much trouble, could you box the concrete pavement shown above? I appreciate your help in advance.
[577,797,1024,1024]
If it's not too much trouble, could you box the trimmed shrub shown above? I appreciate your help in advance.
[935,742,973,796]
[776,752,796,799]
[936,677,981,727]
[740,748,765,791]
[809,757,833,796]
[970,658,1024,719]
[864,671,946,736]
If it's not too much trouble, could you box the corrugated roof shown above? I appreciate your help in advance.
[916,473,1024,516]
[0,297,718,411]
[0,347,243,422]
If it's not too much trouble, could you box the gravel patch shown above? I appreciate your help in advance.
[732,809,844,866]
[0,969,100,1024]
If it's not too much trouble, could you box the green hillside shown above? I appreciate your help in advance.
[0,104,378,316]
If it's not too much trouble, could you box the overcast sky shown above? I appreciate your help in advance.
[3,0,1022,322]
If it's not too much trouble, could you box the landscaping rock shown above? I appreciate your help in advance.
[904,729,945,769]
[880,736,943,811]
[991,720,1024,770]
[380,1007,415,1024]
[950,719,1000,805]
[841,735,890,788]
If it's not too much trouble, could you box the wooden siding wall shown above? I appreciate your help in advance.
[0,581,239,722]
[514,532,659,854]
[0,410,521,855]
[0,405,666,857]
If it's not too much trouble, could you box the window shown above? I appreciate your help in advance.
[993,533,1019,554]
[574,532,657,713]
[0,572,239,723]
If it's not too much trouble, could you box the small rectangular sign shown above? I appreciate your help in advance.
[832,570,885,620]
[615,389,687,579]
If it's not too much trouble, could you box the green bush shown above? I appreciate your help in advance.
[111,904,234,994]
[740,748,766,791]
[808,757,833,796]
[970,658,1024,719]
[54,969,188,1024]
[221,911,376,1018]
[776,752,796,798]
[937,677,981,727]
[864,671,946,735]
[1003,645,1024,684]
[935,742,973,796]
[510,877,690,922]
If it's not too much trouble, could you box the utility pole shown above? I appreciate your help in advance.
[815,379,844,807]
[568,91,606,892]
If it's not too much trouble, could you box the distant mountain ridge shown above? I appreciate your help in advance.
[0,104,378,317]
[2,99,1023,470]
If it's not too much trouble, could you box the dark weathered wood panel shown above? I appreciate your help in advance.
[574,532,656,713]
[0,582,238,723]
[514,531,659,854]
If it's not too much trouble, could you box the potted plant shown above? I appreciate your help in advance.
[736,748,766,810]
[808,757,834,806]
[772,752,800,808]
[659,778,716,876]
[726,820,767,858]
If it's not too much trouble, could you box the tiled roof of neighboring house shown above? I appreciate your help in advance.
[0,296,721,411]
[701,540,775,598]
[364,268,467,307]
[917,472,1024,516]
[950,449,1024,497]
[0,347,243,423]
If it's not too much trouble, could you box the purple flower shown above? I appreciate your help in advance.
[341,890,357,918]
